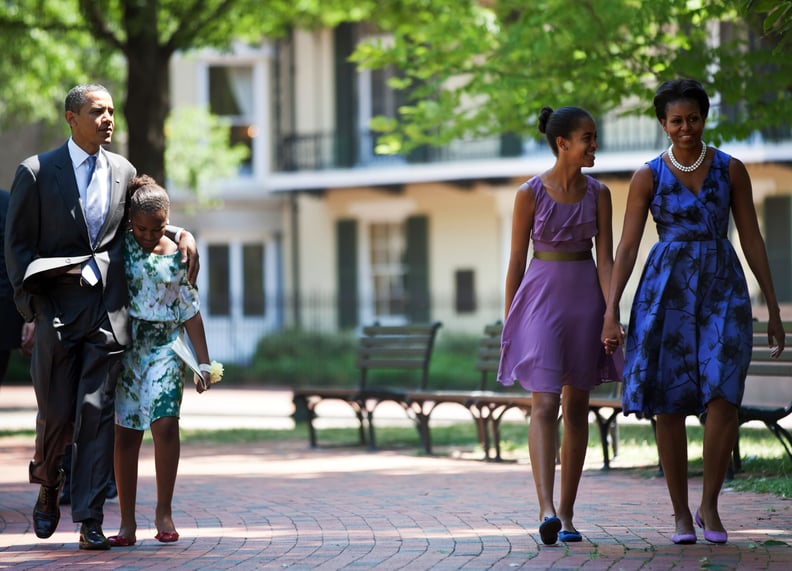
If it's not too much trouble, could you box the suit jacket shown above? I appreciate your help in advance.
[4,142,137,346]
[0,189,24,350]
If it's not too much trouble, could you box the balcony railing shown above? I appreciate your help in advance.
[275,115,675,172]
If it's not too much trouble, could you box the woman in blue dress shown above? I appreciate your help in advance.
[602,79,785,545]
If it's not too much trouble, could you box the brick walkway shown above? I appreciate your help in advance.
[1,386,791,570]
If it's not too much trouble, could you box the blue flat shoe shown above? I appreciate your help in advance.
[539,516,561,545]
[559,530,583,542]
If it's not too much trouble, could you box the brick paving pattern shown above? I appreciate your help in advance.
[1,386,791,570]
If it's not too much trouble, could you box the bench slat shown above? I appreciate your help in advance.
[751,321,792,333]
[357,358,427,369]
[747,362,792,376]
[357,347,433,358]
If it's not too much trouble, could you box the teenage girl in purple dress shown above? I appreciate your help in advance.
[498,106,621,545]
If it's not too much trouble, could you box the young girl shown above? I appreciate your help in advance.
[108,175,217,547]
[498,106,621,545]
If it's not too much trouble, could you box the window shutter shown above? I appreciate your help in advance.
[764,196,792,302]
[500,133,522,157]
[405,215,430,322]
[337,219,358,328]
[334,23,357,168]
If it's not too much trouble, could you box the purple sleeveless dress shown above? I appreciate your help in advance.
[497,175,622,393]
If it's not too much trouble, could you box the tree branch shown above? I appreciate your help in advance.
[163,0,238,54]
[78,0,126,52]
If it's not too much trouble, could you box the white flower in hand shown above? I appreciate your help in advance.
[194,361,224,392]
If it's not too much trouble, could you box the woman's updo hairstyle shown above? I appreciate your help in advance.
[538,106,594,156]
[653,79,710,121]
[127,174,170,217]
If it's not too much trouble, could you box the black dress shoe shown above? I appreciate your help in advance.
[32,470,64,539]
[79,519,110,550]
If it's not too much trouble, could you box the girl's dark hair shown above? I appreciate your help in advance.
[653,79,710,121]
[127,175,170,216]
[538,106,593,156]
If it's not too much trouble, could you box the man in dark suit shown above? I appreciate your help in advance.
[4,84,198,550]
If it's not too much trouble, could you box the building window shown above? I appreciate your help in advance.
[369,222,406,317]
[208,244,230,316]
[209,65,255,175]
[243,243,266,315]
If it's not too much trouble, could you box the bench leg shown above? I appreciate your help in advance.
[365,409,377,450]
[729,432,741,479]
[293,395,318,448]
[610,420,619,459]
[767,422,792,463]
[417,414,432,455]
[406,401,434,455]
[356,409,367,446]
[490,418,503,462]
[307,413,318,448]
[591,409,620,470]
[475,414,492,460]
[470,405,496,461]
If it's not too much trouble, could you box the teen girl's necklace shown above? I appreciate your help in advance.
[668,141,707,173]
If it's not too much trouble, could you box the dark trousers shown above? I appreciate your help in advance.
[0,350,10,384]
[29,282,125,522]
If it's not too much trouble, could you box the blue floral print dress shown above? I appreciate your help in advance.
[115,232,200,430]
[622,148,753,418]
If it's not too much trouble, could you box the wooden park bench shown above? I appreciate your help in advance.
[292,322,442,450]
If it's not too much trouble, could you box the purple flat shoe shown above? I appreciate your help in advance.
[671,532,697,545]
[695,511,727,544]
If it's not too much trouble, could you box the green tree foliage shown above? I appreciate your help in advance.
[351,0,792,151]
[2,0,790,170]
[0,0,369,182]
[165,106,250,206]
[747,0,792,49]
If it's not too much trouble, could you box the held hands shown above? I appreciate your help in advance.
[601,315,624,356]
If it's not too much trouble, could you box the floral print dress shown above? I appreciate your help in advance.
[622,148,752,418]
[115,232,200,430]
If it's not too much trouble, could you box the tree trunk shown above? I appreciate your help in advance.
[124,56,169,183]
[122,2,170,184]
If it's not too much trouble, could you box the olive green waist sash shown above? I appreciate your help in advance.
[533,250,592,261]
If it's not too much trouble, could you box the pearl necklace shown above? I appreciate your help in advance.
[667,141,707,173]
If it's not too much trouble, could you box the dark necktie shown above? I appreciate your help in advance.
[84,154,102,244]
